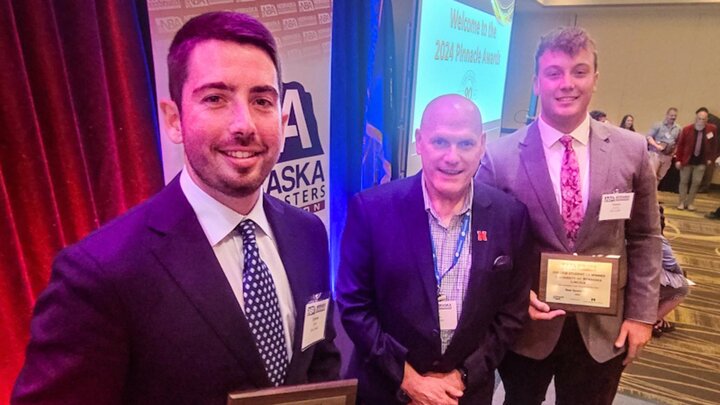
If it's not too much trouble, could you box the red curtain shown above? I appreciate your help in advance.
[0,0,163,400]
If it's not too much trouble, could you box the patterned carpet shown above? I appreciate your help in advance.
[618,191,720,405]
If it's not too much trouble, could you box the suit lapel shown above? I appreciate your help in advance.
[147,179,270,387]
[400,174,440,325]
[576,121,611,247]
[519,122,571,250]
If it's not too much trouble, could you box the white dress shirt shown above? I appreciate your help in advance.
[180,169,295,359]
[538,114,591,216]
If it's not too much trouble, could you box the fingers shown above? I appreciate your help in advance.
[614,326,628,349]
[623,342,643,366]
[406,375,461,405]
[441,380,463,398]
[529,290,550,312]
[528,290,566,320]
[530,308,566,320]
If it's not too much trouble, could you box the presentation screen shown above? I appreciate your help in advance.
[405,0,516,176]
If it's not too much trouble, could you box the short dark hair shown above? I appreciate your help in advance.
[589,110,606,121]
[696,107,709,115]
[167,11,281,110]
[535,26,597,74]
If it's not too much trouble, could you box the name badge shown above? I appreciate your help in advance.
[438,300,458,330]
[301,297,329,351]
[599,192,634,221]
[707,132,714,140]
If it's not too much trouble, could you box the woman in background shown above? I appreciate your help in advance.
[620,114,636,131]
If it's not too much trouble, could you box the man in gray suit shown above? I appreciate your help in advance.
[477,27,661,405]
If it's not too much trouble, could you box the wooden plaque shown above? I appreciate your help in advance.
[227,379,357,405]
[539,252,619,315]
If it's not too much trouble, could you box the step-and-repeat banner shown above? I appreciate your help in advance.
[147,0,332,226]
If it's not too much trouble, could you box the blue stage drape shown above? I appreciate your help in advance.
[330,0,398,288]
[329,0,375,286]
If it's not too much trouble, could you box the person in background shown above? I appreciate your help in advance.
[704,158,720,219]
[675,107,718,210]
[12,11,340,404]
[705,206,720,219]
[477,26,661,405]
[647,107,681,182]
[653,205,689,337]
[620,114,635,132]
[698,109,720,193]
[590,110,607,122]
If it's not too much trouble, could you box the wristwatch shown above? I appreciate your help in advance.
[457,366,469,386]
[397,388,411,403]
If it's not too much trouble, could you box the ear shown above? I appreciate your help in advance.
[532,75,539,96]
[160,99,183,144]
[592,71,599,93]
[415,128,423,155]
[278,109,290,153]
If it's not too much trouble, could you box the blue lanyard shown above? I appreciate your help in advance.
[431,211,471,291]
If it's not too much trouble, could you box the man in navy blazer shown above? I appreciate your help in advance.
[13,12,339,404]
[336,95,531,404]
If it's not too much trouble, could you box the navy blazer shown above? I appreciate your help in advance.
[12,177,340,404]
[336,174,531,404]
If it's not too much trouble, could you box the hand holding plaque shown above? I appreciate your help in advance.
[539,253,620,315]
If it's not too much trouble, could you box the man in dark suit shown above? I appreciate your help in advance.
[336,94,531,405]
[12,12,339,404]
[477,27,660,405]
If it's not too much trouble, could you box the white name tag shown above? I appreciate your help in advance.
[599,192,634,221]
[707,132,714,139]
[301,297,329,351]
[438,300,458,330]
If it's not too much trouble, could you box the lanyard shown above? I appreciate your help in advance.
[431,211,471,291]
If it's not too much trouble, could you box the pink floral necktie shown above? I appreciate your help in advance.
[559,135,583,248]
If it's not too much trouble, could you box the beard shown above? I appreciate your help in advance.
[185,148,278,200]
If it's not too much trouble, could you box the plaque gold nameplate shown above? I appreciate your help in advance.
[539,252,620,315]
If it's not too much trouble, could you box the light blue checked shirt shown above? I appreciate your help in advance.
[421,174,473,353]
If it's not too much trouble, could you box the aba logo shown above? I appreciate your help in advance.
[279,82,324,162]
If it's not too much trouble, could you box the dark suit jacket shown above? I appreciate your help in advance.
[12,178,340,404]
[477,119,661,363]
[335,174,531,404]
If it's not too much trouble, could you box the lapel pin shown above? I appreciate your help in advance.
[477,230,488,242]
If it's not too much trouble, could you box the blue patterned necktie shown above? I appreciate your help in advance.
[238,219,288,386]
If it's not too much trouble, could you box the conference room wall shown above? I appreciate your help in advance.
[390,1,720,181]
[502,1,720,134]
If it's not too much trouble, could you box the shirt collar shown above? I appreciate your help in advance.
[538,113,591,148]
[421,172,473,219]
[179,168,274,246]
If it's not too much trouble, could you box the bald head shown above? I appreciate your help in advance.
[419,94,483,135]
[415,94,485,207]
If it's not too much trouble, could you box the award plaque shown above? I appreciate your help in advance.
[539,253,620,315]
[227,379,357,405]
